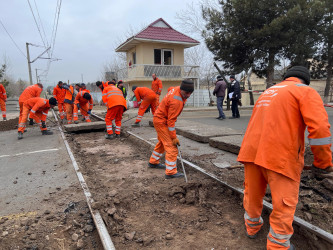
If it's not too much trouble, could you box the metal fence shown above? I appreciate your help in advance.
[117,64,199,80]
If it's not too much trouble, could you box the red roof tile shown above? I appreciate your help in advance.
[135,18,199,44]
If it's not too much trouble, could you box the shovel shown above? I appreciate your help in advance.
[213,162,244,170]
[177,145,188,183]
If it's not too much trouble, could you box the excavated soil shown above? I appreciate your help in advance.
[0,118,19,131]
[68,131,332,249]
[0,195,102,250]
[186,151,333,235]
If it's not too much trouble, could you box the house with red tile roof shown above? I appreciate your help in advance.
[115,18,200,98]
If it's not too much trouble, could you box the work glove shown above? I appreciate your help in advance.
[172,138,180,146]
[76,104,80,110]
[29,118,34,125]
[87,109,92,115]
[41,121,46,128]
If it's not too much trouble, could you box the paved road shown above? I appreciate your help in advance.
[0,125,80,217]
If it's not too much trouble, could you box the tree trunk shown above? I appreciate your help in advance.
[266,51,275,89]
[324,46,332,104]
[246,68,254,105]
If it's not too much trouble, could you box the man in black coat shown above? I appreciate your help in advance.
[228,75,241,118]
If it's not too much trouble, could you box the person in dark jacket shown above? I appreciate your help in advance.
[117,80,127,99]
[228,75,241,118]
[213,75,227,120]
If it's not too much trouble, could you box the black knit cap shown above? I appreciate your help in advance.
[49,97,57,106]
[180,80,194,92]
[96,81,102,87]
[132,86,137,92]
[83,92,91,100]
[217,75,222,80]
[284,66,310,85]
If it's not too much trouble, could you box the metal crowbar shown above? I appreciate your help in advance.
[177,145,188,183]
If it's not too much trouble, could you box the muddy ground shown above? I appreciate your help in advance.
[68,131,332,249]
[0,118,19,131]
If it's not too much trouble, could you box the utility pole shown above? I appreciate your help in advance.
[26,43,33,85]
[35,68,39,83]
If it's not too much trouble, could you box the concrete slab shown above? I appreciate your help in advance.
[209,135,244,154]
[149,120,242,143]
[64,121,106,132]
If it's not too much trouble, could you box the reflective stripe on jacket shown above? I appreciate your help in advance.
[153,86,186,139]
[19,84,42,103]
[134,87,156,103]
[74,89,93,109]
[152,78,163,95]
[64,85,75,104]
[237,77,332,182]
[53,85,66,103]
[24,97,50,121]
[102,85,127,109]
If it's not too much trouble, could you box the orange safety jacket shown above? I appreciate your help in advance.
[102,81,109,88]
[24,97,50,121]
[64,85,75,104]
[152,77,163,95]
[237,77,332,182]
[19,84,42,103]
[53,85,66,103]
[0,84,7,101]
[134,87,156,103]
[102,85,127,109]
[74,89,93,110]
[153,86,186,139]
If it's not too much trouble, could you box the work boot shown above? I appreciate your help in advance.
[132,122,140,127]
[105,134,114,139]
[42,130,53,135]
[216,117,222,119]
[148,163,165,169]
[218,117,225,120]
[165,172,184,179]
[18,132,23,140]
[81,117,85,121]
[3,117,7,121]
[289,244,295,250]
[74,120,79,124]
[115,134,120,138]
[245,231,258,239]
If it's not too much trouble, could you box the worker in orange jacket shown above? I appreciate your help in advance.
[73,90,93,123]
[96,81,127,139]
[0,83,7,121]
[237,66,333,250]
[62,84,75,124]
[152,73,163,105]
[18,83,43,119]
[132,86,157,127]
[18,97,57,139]
[148,80,194,178]
[53,81,66,120]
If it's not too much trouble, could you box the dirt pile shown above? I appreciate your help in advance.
[0,118,19,131]
[69,131,332,249]
[0,201,102,249]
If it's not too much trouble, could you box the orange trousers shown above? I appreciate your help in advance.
[73,103,91,122]
[135,95,157,123]
[105,105,124,135]
[18,106,47,133]
[156,95,160,107]
[243,162,299,249]
[0,99,6,118]
[64,103,74,124]
[58,102,66,120]
[149,122,178,175]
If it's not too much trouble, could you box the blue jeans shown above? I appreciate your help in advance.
[217,96,226,118]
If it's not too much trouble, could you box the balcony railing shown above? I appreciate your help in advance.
[116,64,199,81]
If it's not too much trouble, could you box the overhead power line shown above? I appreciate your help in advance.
[0,19,27,58]
[33,0,49,48]
[27,0,48,48]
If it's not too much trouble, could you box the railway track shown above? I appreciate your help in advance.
[53,111,333,249]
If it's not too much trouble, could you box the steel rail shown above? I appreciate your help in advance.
[51,109,115,250]
[86,112,333,245]
[126,131,333,245]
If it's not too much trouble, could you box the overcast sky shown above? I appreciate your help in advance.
[0,0,198,87]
